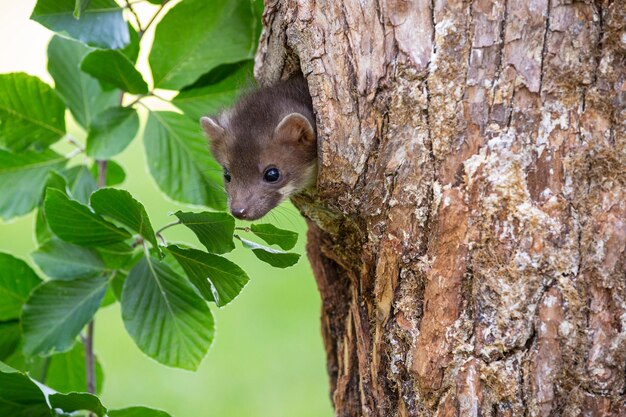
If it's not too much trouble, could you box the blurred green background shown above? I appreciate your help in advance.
[0,1,332,416]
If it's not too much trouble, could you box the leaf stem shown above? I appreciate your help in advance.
[125,94,146,108]
[67,135,85,151]
[156,220,181,237]
[235,226,251,232]
[125,0,143,33]
[96,160,107,188]
[140,0,170,39]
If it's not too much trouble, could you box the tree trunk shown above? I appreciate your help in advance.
[255,0,626,415]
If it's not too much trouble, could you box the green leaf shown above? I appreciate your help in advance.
[0,369,51,417]
[32,238,105,280]
[90,188,158,250]
[97,243,137,270]
[144,111,226,210]
[150,0,257,90]
[22,275,108,356]
[236,236,300,268]
[44,189,131,247]
[31,0,129,49]
[35,172,70,245]
[81,50,149,94]
[109,407,172,417]
[167,245,249,306]
[49,392,106,417]
[74,0,90,18]
[47,35,119,129]
[0,73,66,152]
[0,149,66,221]
[0,321,21,361]
[174,211,234,254]
[172,61,253,121]
[44,343,104,394]
[122,256,214,370]
[0,253,42,321]
[250,223,298,250]
[90,160,125,186]
[63,165,97,204]
[86,107,139,159]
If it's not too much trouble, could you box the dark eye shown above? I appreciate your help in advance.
[223,168,231,182]
[263,167,281,183]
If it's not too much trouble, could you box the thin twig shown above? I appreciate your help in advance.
[96,160,107,188]
[150,91,171,103]
[67,135,85,151]
[156,220,181,236]
[125,0,143,32]
[85,321,96,394]
[125,94,146,108]
[140,0,170,39]
[235,226,251,232]
[65,148,84,159]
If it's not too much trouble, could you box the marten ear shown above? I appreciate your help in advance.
[274,113,315,144]
[200,116,225,142]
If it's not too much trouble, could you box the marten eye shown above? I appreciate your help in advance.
[263,167,281,183]
[223,168,231,182]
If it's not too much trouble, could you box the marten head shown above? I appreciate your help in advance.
[201,78,317,220]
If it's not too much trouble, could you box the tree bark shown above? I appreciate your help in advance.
[255,0,626,415]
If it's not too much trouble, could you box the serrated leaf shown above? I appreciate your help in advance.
[0,321,21,361]
[174,211,234,254]
[122,256,214,370]
[144,111,226,210]
[172,61,253,121]
[22,275,108,356]
[236,236,300,268]
[150,0,257,90]
[47,35,119,129]
[250,223,298,250]
[63,165,97,204]
[44,189,131,247]
[109,407,172,417]
[0,149,66,221]
[0,253,42,321]
[81,50,148,94]
[90,160,125,186]
[90,188,158,250]
[49,392,106,417]
[44,343,104,394]
[32,238,105,280]
[0,369,50,417]
[0,73,66,152]
[35,172,70,245]
[31,0,129,49]
[86,107,139,159]
[166,245,248,306]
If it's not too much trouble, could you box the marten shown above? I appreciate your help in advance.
[201,76,317,220]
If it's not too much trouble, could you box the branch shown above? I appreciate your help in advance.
[140,0,170,39]
[155,220,181,245]
[125,0,143,33]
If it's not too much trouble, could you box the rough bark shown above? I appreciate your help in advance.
[255,0,626,415]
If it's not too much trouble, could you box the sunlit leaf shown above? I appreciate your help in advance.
[250,223,298,250]
[172,61,253,121]
[167,245,248,306]
[47,35,119,129]
[236,236,300,268]
[144,111,226,210]
[109,407,172,417]
[81,50,148,94]
[31,0,129,49]
[174,211,234,254]
[90,188,158,250]
[122,256,214,370]
[49,392,107,417]
[150,0,257,90]
[0,73,65,152]
[44,189,131,247]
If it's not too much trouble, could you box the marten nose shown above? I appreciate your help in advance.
[231,207,249,220]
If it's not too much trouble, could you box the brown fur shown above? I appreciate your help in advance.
[201,76,317,220]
